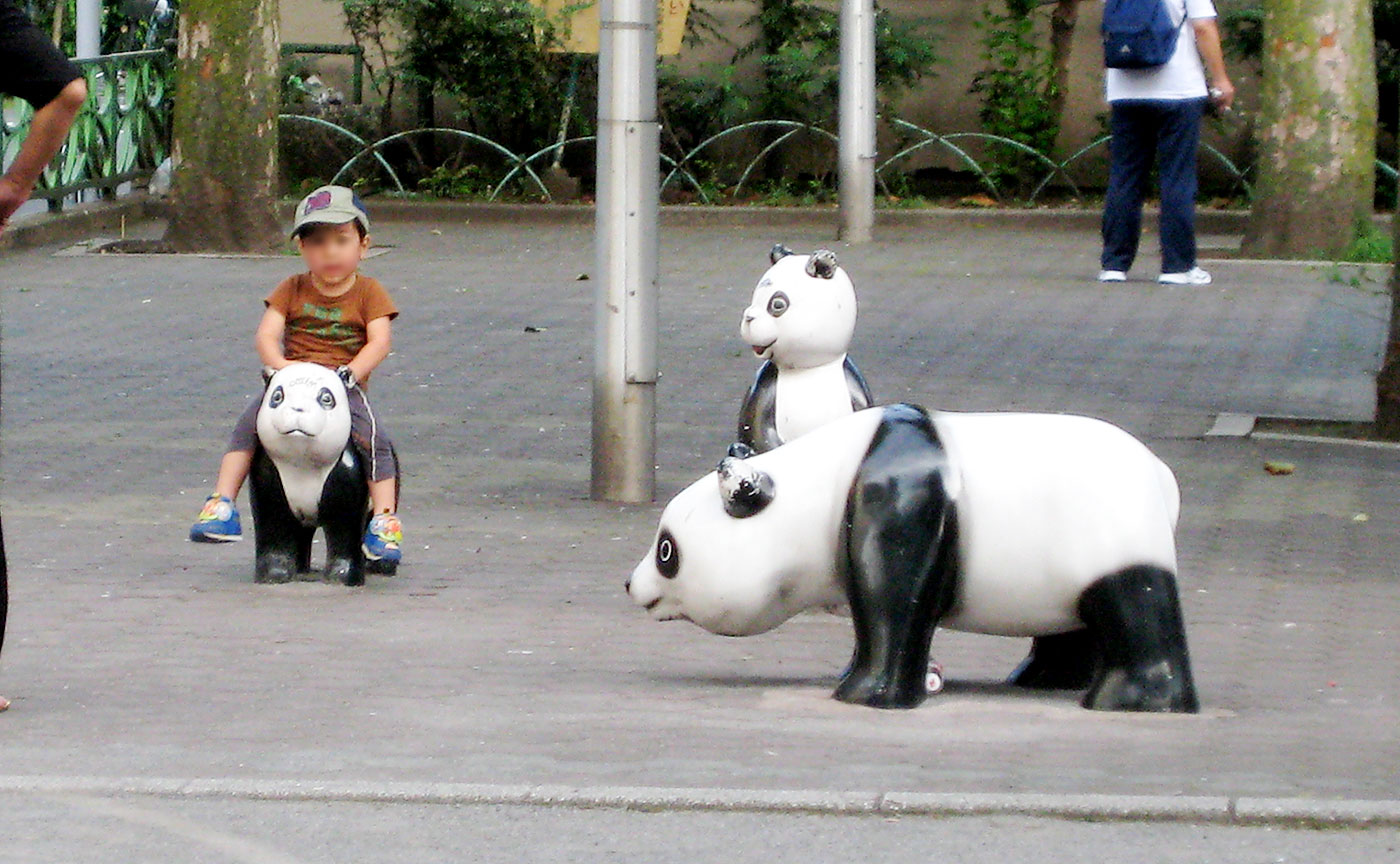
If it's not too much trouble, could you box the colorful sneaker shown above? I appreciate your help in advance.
[363,512,403,563]
[1097,269,1127,283]
[190,494,242,542]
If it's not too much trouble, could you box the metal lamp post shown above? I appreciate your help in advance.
[591,0,660,503]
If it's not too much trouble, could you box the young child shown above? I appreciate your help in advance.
[190,185,403,565]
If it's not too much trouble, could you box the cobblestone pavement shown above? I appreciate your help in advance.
[0,209,1395,822]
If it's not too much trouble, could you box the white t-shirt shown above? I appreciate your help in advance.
[1105,0,1217,102]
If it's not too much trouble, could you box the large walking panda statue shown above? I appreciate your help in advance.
[249,362,394,586]
[626,403,1199,713]
[737,246,873,453]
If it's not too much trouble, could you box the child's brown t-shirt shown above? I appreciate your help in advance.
[265,273,398,384]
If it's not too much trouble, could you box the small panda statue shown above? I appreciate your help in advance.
[737,246,874,453]
[249,362,393,586]
[627,403,1198,713]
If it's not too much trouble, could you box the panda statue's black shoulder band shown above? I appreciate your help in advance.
[844,356,874,411]
[736,360,782,453]
[835,402,958,709]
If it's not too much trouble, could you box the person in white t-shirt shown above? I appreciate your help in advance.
[1098,0,1235,285]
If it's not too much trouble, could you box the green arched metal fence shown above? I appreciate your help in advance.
[1,50,172,213]
[5,53,1396,214]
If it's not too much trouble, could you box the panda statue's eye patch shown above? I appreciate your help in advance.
[267,386,285,408]
[766,291,790,317]
[656,529,680,579]
[317,387,337,410]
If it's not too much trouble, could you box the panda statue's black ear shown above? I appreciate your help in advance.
[769,244,794,265]
[806,249,838,279]
[717,456,775,518]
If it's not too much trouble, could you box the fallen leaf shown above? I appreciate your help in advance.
[1263,461,1295,475]
[958,193,998,208]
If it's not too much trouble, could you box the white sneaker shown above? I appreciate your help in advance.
[1097,270,1127,282]
[1158,266,1212,285]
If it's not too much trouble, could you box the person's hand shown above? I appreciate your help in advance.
[0,175,33,232]
[1209,79,1236,113]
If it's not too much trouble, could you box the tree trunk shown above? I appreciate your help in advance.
[164,0,283,253]
[1241,1,1376,259]
[1376,196,1400,439]
[1046,0,1082,134]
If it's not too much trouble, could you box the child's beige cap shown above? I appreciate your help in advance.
[291,185,370,236]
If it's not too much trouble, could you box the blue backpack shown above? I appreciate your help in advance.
[1102,0,1187,69]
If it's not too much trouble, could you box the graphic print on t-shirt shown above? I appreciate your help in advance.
[298,302,361,353]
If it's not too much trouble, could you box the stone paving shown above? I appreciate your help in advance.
[0,206,1396,823]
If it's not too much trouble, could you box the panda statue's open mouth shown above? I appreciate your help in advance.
[751,341,775,357]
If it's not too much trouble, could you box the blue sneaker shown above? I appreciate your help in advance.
[363,512,402,563]
[190,494,242,542]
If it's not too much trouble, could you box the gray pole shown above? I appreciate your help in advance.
[76,0,101,58]
[838,0,876,243]
[591,0,659,503]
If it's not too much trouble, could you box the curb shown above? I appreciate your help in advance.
[2,776,1396,828]
[1,197,1348,245]
[365,200,1253,235]
[0,195,166,252]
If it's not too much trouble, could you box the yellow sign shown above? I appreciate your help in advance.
[534,0,692,56]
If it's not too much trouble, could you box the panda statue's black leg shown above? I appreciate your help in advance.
[1079,565,1199,713]
[295,528,314,575]
[1008,630,1100,690]
[250,449,302,584]
[835,405,958,709]
[318,450,369,587]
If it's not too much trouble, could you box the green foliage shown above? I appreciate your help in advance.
[661,0,939,134]
[969,0,1060,191]
[658,63,752,152]
[754,174,834,206]
[657,0,937,188]
[341,0,579,150]
[22,0,177,55]
[1341,219,1395,263]
[416,163,493,198]
[1217,2,1263,61]
[280,55,320,106]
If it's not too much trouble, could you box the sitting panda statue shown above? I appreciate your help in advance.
[626,403,1199,713]
[249,362,396,586]
[737,246,873,453]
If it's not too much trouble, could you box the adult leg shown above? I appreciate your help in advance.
[1156,98,1206,275]
[1101,101,1160,273]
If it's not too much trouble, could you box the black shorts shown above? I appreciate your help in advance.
[0,0,84,109]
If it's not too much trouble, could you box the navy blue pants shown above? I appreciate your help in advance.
[1100,98,1207,275]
